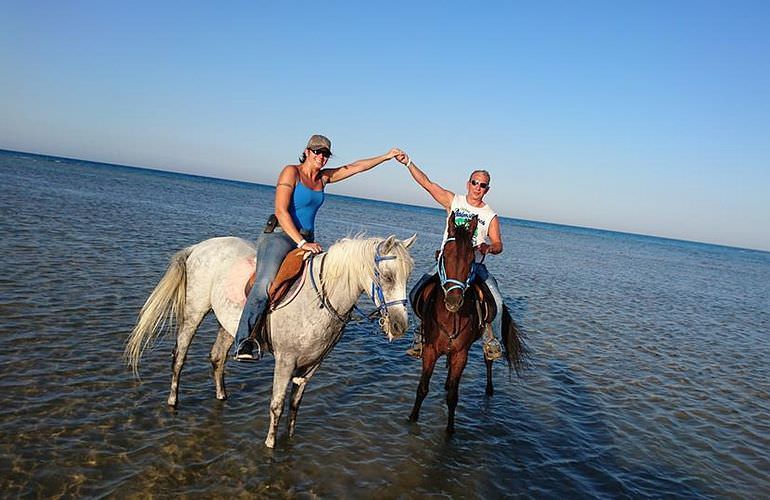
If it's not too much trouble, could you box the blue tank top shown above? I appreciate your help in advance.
[288,181,325,232]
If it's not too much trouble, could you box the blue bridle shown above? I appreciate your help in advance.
[368,242,409,321]
[437,237,476,296]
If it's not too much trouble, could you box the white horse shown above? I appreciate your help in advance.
[125,234,415,448]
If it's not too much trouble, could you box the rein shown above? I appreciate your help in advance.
[437,237,476,296]
[308,253,350,323]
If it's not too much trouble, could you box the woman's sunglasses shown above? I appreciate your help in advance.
[470,179,489,189]
[310,148,331,159]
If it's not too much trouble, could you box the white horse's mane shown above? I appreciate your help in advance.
[322,234,413,297]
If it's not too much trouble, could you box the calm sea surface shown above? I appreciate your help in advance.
[1,150,769,498]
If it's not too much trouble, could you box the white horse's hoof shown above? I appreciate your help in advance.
[265,438,275,448]
[291,377,306,385]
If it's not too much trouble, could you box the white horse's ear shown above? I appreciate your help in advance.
[381,235,396,253]
[402,233,417,249]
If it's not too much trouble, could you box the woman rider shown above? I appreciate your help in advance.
[234,135,403,360]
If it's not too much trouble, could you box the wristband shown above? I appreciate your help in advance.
[297,239,307,249]
[405,158,412,168]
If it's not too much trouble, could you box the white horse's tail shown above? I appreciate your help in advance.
[125,246,192,376]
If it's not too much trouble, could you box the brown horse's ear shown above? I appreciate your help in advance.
[448,212,457,237]
[469,215,478,235]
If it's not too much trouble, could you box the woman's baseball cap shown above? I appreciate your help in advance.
[306,134,332,153]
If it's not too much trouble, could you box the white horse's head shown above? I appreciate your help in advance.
[323,234,416,340]
[369,234,416,340]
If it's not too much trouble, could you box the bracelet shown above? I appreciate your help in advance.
[405,158,412,168]
[297,239,307,249]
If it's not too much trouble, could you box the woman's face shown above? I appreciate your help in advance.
[307,148,331,168]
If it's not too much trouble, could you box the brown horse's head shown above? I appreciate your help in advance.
[439,213,478,312]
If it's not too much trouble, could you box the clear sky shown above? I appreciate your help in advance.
[3,1,769,251]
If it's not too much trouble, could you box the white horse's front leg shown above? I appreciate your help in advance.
[288,363,321,439]
[265,355,295,448]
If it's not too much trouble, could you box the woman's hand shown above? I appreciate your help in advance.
[395,152,409,165]
[300,241,323,254]
[385,147,404,160]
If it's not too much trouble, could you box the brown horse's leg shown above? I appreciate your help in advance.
[210,326,233,401]
[409,345,438,422]
[485,357,494,397]
[445,349,469,434]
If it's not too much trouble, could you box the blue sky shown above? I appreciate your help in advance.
[3,1,769,251]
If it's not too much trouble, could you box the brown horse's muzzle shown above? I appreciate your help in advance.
[444,291,464,312]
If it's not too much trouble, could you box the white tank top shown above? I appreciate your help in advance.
[442,194,497,260]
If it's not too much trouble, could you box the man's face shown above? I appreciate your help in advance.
[466,173,490,200]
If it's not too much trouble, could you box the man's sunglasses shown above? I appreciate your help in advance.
[310,148,331,158]
[470,179,489,189]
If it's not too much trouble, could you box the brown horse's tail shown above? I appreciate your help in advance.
[124,246,192,376]
[502,304,528,375]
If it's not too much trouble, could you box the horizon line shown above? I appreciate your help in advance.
[3,147,768,255]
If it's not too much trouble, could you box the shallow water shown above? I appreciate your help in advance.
[1,150,769,498]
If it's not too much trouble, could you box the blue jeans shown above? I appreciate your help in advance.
[234,230,296,350]
[473,263,504,340]
[409,262,503,339]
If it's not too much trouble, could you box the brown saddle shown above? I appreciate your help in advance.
[244,249,309,310]
[411,275,497,325]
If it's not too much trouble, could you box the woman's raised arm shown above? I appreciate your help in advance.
[322,147,403,184]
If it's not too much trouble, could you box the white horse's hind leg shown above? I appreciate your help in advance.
[210,326,233,401]
[168,307,207,407]
[288,363,321,439]
[265,354,296,448]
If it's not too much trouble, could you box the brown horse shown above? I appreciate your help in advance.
[409,214,526,434]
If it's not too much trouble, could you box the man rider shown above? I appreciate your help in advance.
[396,153,505,360]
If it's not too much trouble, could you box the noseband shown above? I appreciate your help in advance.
[437,237,476,297]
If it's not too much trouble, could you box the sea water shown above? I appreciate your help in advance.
[1,150,768,497]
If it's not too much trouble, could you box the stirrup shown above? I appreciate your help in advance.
[406,342,423,359]
[483,338,503,361]
[234,339,261,362]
